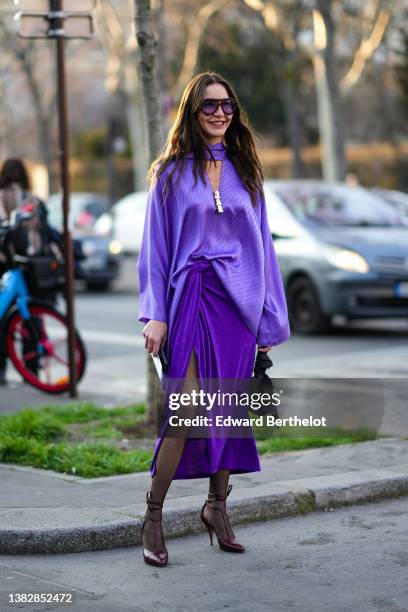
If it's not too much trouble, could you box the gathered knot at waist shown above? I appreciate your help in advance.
[189,257,214,272]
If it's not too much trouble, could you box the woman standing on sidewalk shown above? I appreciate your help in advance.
[138,72,290,567]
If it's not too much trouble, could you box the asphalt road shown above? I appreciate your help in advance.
[74,255,408,375]
[76,290,408,359]
[0,496,407,612]
[74,255,408,361]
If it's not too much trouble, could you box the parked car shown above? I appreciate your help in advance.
[94,191,148,255]
[46,192,122,290]
[47,192,110,229]
[264,180,408,334]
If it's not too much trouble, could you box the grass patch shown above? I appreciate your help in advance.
[252,422,381,455]
[0,435,152,477]
[0,403,382,478]
[0,403,149,477]
[256,427,379,455]
[0,410,65,441]
[40,402,145,424]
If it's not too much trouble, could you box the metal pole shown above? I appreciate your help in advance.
[52,0,77,397]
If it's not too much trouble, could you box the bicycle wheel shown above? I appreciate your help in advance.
[5,302,86,394]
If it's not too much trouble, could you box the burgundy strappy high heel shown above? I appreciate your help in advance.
[200,484,245,553]
[142,491,168,567]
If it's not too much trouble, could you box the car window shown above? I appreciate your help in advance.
[83,202,107,218]
[46,195,107,230]
[374,190,408,219]
[264,187,301,237]
[275,187,407,227]
[114,194,148,216]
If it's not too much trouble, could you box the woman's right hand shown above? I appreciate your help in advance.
[143,320,168,356]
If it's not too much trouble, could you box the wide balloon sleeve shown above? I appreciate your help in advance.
[137,174,169,324]
[256,190,291,347]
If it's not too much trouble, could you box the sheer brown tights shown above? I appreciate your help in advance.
[143,349,232,552]
[204,468,236,541]
[150,349,198,503]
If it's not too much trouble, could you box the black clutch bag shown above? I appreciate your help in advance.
[248,350,279,418]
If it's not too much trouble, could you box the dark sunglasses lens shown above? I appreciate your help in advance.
[201,101,218,115]
[221,100,236,114]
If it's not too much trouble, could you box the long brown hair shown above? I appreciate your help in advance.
[0,158,30,191]
[148,72,264,206]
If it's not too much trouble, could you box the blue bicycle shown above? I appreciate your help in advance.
[0,216,86,393]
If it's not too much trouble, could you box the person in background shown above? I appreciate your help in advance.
[0,158,62,259]
[0,158,30,220]
[0,158,32,384]
[0,158,63,384]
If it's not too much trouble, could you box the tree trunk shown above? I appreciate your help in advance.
[122,52,149,191]
[280,53,305,178]
[0,79,14,160]
[315,0,346,181]
[134,0,165,425]
[134,0,164,159]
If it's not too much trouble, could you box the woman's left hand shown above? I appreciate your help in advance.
[257,346,272,353]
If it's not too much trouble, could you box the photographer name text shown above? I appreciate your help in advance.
[168,415,327,428]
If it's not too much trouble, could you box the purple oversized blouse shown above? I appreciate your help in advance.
[137,141,290,347]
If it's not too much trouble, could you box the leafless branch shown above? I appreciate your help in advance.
[171,0,232,99]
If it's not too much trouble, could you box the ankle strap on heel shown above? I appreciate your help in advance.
[145,491,164,521]
[207,484,233,503]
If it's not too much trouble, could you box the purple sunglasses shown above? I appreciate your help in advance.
[199,98,237,116]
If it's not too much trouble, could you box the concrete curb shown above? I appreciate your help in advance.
[2,466,408,554]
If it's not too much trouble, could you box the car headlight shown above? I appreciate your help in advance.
[109,240,122,255]
[323,245,369,274]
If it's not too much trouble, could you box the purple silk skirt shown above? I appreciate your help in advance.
[150,257,261,480]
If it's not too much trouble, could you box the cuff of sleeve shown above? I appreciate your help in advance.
[139,313,167,324]
[256,323,291,347]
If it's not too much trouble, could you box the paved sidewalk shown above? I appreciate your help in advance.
[1,437,408,554]
[2,349,408,555]
[0,352,146,412]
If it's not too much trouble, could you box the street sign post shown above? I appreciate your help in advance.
[14,0,96,397]
[14,0,96,11]
[17,13,94,38]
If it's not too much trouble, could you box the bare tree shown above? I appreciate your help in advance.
[242,0,393,181]
[134,0,164,159]
[241,0,308,176]
[340,0,392,93]
[0,21,57,191]
[96,0,149,190]
[171,0,232,99]
[312,0,346,180]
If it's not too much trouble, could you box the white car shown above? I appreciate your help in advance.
[95,191,148,255]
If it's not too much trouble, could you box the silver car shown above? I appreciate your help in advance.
[264,180,408,334]
[372,187,408,224]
